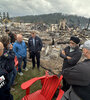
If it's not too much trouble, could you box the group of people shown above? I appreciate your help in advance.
[60,36,90,100]
[0,28,90,100]
[0,30,43,100]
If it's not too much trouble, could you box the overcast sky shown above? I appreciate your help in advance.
[0,0,90,18]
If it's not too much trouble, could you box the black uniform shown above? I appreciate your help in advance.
[28,36,42,69]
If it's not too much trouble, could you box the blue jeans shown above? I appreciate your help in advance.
[11,67,17,85]
[8,67,17,88]
[17,57,27,72]
[7,71,13,88]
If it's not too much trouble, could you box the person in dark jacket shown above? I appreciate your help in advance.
[5,29,16,44]
[60,36,82,91]
[0,42,13,100]
[62,40,90,100]
[28,31,43,70]
[1,34,16,89]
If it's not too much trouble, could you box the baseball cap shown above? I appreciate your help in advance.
[82,40,90,50]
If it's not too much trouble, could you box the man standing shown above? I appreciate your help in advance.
[28,31,43,70]
[5,29,16,44]
[13,34,28,76]
[62,40,90,100]
[60,36,82,91]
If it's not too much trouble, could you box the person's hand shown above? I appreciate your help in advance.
[67,56,72,59]
[62,50,65,55]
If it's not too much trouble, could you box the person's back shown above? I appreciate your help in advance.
[73,59,90,100]
[5,29,16,43]
[9,32,16,43]
[73,84,90,100]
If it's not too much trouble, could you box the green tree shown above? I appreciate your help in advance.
[7,12,10,19]
[3,12,6,19]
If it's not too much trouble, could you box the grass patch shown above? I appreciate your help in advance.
[11,62,58,100]
[11,63,45,100]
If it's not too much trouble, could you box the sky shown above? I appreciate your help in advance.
[0,0,90,18]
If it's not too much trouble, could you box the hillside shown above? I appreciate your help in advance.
[12,13,89,27]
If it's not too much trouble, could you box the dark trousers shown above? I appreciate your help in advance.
[0,84,13,100]
[11,67,17,86]
[17,57,27,72]
[62,78,70,92]
[7,71,13,88]
[30,51,40,68]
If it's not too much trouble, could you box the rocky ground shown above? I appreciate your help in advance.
[0,23,89,75]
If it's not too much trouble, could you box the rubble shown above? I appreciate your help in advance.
[0,19,90,75]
